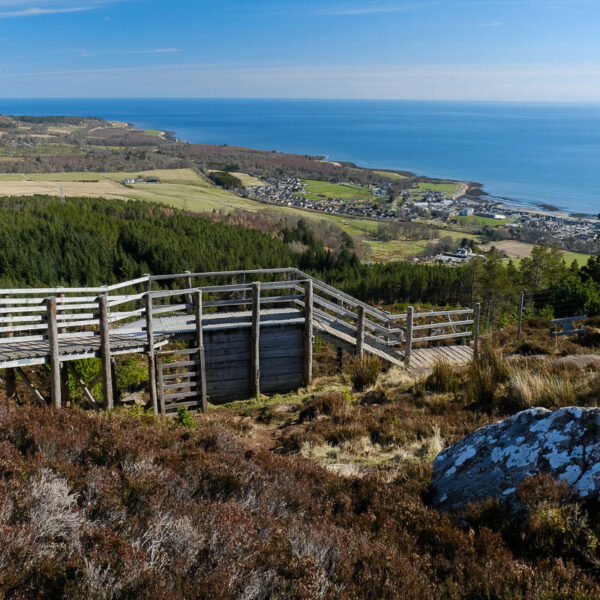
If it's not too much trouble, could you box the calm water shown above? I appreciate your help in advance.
[1,98,599,215]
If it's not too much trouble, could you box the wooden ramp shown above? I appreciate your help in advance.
[314,317,403,366]
[408,345,474,371]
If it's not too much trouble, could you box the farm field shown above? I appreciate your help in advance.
[372,170,408,180]
[363,239,429,262]
[480,240,592,266]
[454,215,514,228]
[414,181,461,196]
[300,179,377,202]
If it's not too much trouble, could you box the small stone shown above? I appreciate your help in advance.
[121,392,146,406]
[432,406,600,511]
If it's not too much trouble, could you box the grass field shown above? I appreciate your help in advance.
[480,240,592,267]
[415,181,461,196]
[372,170,407,180]
[363,239,428,262]
[300,179,376,202]
[454,215,513,229]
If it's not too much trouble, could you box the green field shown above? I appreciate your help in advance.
[300,179,376,202]
[372,170,407,180]
[415,181,461,196]
[454,215,514,229]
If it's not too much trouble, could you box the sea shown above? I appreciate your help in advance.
[0,98,599,216]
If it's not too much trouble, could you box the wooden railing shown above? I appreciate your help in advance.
[0,269,481,405]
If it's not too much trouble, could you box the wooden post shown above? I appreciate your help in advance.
[16,367,46,407]
[185,271,194,314]
[99,294,114,410]
[356,306,366,357]
[60,365,71,407]
[474,302,481,361]
[337,347,344,373]
[517,291,525,341]
[145,274,153,293]
[194,290,208,412]
[46,297,61,409]
[145,293,158,414]
[5,368,17,402]
[303,280,314,387]
[404,306,414,368]
[240,273,247,311]
[157,357,165,414]
[428,311,434,348]
[250,282,261,398]
[111,358,119,405]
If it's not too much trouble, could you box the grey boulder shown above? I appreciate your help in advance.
[432,407,600,511]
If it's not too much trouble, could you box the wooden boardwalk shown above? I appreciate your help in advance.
[0,268,480,411]
[407,345,474,371]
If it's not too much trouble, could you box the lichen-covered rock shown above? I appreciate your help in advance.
[432,407,600,511]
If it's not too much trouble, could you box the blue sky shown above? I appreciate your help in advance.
[1,0,599,100]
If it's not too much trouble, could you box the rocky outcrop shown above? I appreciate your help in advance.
[432,407,600,511]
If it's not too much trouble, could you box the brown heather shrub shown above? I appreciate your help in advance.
[346,355,382,392]
[0,402,597,597]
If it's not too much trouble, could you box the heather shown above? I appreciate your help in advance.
[3,340,600,598]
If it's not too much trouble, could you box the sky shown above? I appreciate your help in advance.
[1,0,599,101]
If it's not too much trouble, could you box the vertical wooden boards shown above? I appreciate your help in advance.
[195,290,208,412]
[157,356,165,414]
[250,282,260,398]
[45,297,61,409]
[356,306,365,357]
[405,306,414,368]
[303,280,313,387]
[99,294,114,410]
[474,302,481,361]
[145,293,158,414]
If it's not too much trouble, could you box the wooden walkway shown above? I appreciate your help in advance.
[0,268,480,411]
[408,345,474,371]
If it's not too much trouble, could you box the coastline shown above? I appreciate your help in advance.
[146,123,592,221]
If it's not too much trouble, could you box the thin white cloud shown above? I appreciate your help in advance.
[313,1,441,16]
[0,5,90,17]
[79,47,181,57]
[0,0,127,18]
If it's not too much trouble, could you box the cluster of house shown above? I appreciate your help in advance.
[243,178,397,220]
[242,177,599,250]
[121,177,160,185]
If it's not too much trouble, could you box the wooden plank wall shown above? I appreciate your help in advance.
[203,324,304,404]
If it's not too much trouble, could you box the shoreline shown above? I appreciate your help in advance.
[135,121,596,222]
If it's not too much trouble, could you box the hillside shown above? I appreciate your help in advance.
[1,328,600,598]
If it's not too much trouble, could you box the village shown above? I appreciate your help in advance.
[242,176,600,262]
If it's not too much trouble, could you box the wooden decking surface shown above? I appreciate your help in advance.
[408,345,474,371]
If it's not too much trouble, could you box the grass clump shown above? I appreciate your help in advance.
[346,355,382,392]
[425,361,462,394]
